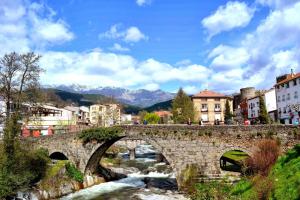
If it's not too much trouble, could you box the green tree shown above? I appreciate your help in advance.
[171,88,195,124]
[0,52,45,197]
[144,113,160,124]
[259,95,270,124]
[224,99,233,124]
[138,110,148,122]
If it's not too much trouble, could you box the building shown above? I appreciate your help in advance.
[275,71,300,124]
[192,90,233,124]
[90,104,121,127]
[64,106,90,125]
[121,114,132,124]
[233,87,256,123]
[154,110,173,124]
[247,89,277,122]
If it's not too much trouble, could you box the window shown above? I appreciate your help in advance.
[282,95,285,101]
[293,79,297,86]
[214,98,220,101]
[295,91,298,99]
[278,108,281,113]
[286,83,289,88]
[214,104,221,111]
[201,114,208,122]
[287,93,290,100]
[215,114,221,120]
[201,104,208,111]
[278,96,281,102]
[284,107,286,113]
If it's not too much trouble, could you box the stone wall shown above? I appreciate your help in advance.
[28,125,300,189]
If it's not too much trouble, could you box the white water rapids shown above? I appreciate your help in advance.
[61,144,189,200]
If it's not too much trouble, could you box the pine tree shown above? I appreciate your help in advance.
[259,95,270,124]
[171,88,195,124]
[224,99,233,124]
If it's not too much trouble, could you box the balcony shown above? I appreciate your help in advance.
[214,108,221,112]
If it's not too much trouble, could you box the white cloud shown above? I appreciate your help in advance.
[109,43,130,52]
[99,24,147,43]
[39,50,212,90]
[202,1,254,39]
[143,83,159,91]
[206,1,300,92]
[208,45,250,70]
[124,27,147,42]
[175,59,192,67]
[183,85,198,94]
[0,0,74,54]
[136,0,152,6]
[256,0,300,9]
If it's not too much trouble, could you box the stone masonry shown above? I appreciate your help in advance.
[27,125,300,188]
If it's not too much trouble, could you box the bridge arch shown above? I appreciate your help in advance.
[49,152,69,160]
[217,147,253,173]
[84,136,176,178]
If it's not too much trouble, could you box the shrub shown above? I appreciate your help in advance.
[0,146,50,198]
[144,113,160,124]
[78,127,122,144]
[246,139,280,176]
[192,181,232,200]
[65,163,84,183]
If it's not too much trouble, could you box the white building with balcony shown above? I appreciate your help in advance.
[275,72,300,124]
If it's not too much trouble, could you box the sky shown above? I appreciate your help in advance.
[1,0,300,94]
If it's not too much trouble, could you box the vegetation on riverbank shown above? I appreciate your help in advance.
[190,142,300,200]
[0,145,50,198]
[78,127,123,144]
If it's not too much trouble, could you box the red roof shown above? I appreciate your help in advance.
[154,111,172,117]
[192,89,227,98]
[275,73,300,86]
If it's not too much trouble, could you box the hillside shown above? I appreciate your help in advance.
[143,99,172,112]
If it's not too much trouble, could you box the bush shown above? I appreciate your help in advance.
[78,127,122,144]
[246,139,280,176]
[144,113,160,124]
[65,163,84,183]
[192,181,232,200]
[0,145,50,198]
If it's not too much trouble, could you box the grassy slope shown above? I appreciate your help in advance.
[231,144,300,200]
[223,150,249,161]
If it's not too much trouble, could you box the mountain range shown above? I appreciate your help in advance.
[46,84,175,108]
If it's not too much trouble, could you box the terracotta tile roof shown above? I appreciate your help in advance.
[154,110,172,117]
[192,90,227,98]
[275,73,300,86]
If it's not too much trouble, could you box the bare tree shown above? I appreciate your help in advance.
[0,52,43,162]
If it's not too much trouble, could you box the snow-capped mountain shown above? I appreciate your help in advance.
[48,84,175,107]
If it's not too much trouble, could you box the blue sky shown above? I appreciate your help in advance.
[1,0,300,94]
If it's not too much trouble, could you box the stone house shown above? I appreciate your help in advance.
[192,90,233,124]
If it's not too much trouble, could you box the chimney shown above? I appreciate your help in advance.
[291,68,295,77]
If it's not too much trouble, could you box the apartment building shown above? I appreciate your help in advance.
[192,90,233,124]
[275,72,300,124]
[90,104,121,127]
[247,88,277,121]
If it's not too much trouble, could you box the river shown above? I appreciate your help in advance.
[61,144,189,200]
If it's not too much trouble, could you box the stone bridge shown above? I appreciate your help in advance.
[26,125,300,187]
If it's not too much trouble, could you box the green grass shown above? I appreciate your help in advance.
[223,150,249,161]
[269,144,300,200]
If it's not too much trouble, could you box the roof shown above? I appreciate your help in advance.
[192,89,227,98]
[275,73,300,86]
[154,110,172,117]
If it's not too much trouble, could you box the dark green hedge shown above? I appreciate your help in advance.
[78,127,123,144]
